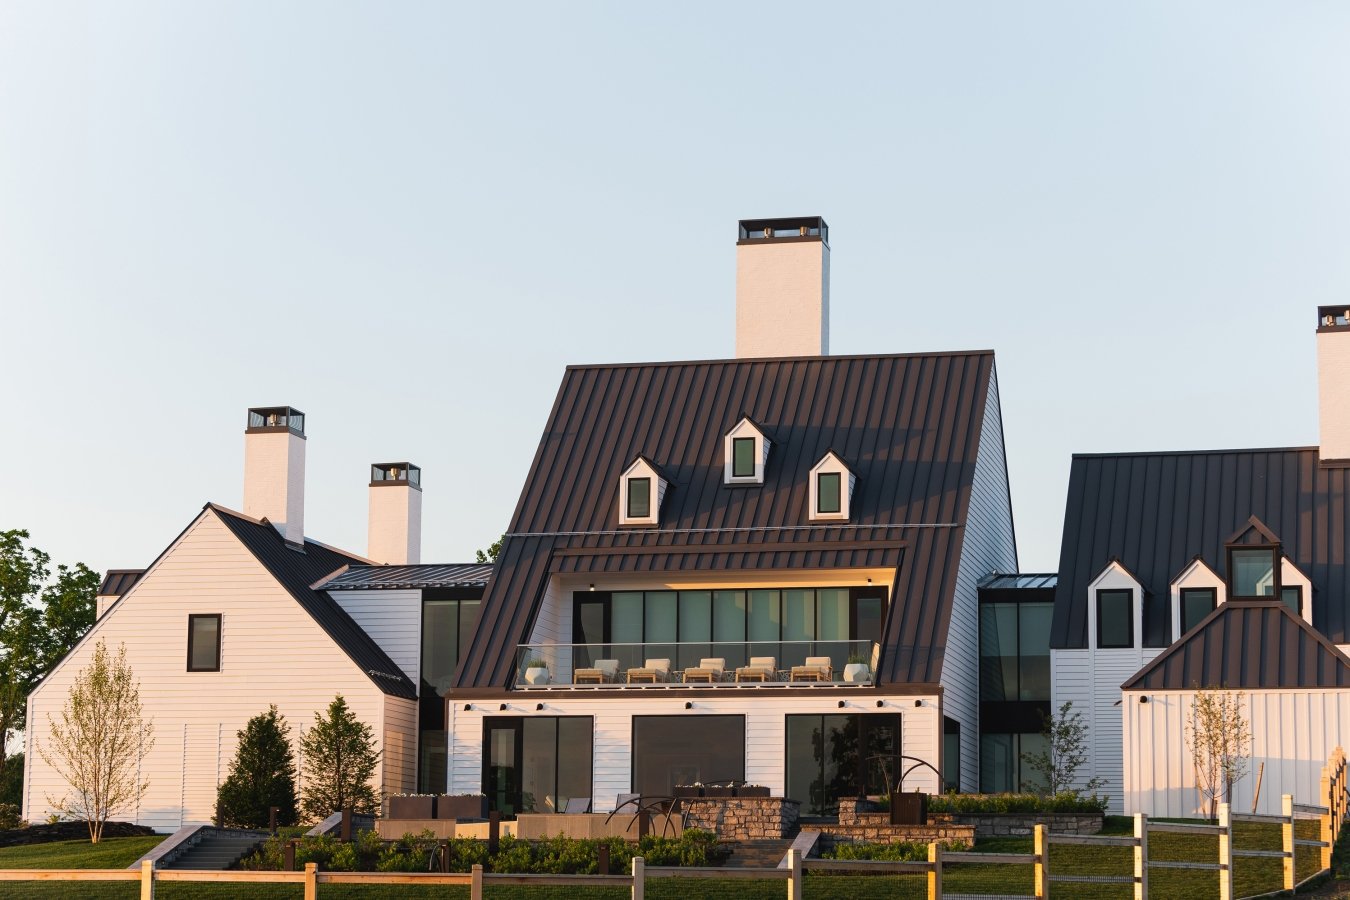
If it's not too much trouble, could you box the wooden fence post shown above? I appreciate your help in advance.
[1034,823,1048,899]
[470,863,483,900]
[1218,802,1233,900]
[927,841,942,900]
[303,862,317,900]
[1323,765,1335,872]
[1282,793,1295,891]
[787,847,801,900]
[140,859,154,900]
[632,855,645,900]
[1134,813,1148,900]
[598,843,610,875]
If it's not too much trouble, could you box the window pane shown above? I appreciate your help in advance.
[1097,590,1133,648]
[862,716,900,797]
[1018,603,1052,702]
[979,733,1014,793]
[457,600,482,661]
[854,596,883,646]
[748,590,781,644]
[785,716,824,816]
[943,719,961,792]
[422,601,459,694]
[817,589,849,641]
[1181,589,1216,634]
[714,590,747,668]
[1231,548,1276,597]
[633,716,745,796]
[817,472,841,514]
[784,589,815,641]
[1281,586,1302,616]
[979,604,1019,702]
[627,478,651,518]
[189,616,219,670]
[678,591,712,671]
[555,718,593,812]
[612,592,644,663]
[521,718,557,813]
[645,591,677,663]
[732,437,756,478]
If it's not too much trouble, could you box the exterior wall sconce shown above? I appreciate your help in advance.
[876,700,884,708]
[536,703,545,711]
[837,700,846,708]
[914,699,922,707]
[463,704,472,712]
[1140,696,1149,704]
[499,703,508,711]
[589,583,595,591]
[685,701,693,709]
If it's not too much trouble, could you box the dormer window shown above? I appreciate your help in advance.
[619,457,667,526]
[809,451,854,521]
[1224,516,1282,602]
[723,417,770,485]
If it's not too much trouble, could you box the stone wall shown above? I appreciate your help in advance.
[929,812,1103,837]
[681,797,800,840]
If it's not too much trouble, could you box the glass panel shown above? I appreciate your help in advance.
[979,604,1018,702]
[555,718,593,813]
[632,716,745,796]
[418,730,446,794]
[1281,586,1302,616]
[487,725,518,815]
[645,591,677,664]
[190,617,219,670]
[458,600,481,661]
[817,472,841,514]
[784,589,814,668]
[862,715,900,796]
[732,437,756,478]
[1018,732,1049,793]
[820,715,854,814]
[1097,590,1133,648]
[575,598,607,669]
[627,478,651,518]
[1018,602,1052,702]
[943,720,961,792]
[612,592,644,671]
[1181,588,1217,634]
[679,591,712,670]
[748,590,781,662]
[785,716,823,816]
[714,590,747,668]
[1231,548,1276,597]
[421,601,460,695]
[979,733,1014,793]
[817,589,849,641]
[521,718,556,813]
[854,596,883,646]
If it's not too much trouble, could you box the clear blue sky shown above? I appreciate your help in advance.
[2,2,1348,577]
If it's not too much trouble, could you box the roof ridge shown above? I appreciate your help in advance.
[563,349,996,372]
[1072,446,1319,460]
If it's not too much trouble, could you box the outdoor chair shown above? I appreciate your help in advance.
[626,658,672,683]
[574,658,620,684]
[682,657,726,683]
[735,656,778,682]
[562,797,591,814]
[790,655,834,682]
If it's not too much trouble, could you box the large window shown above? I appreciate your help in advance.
[419,596,482,793]
[1180,588,1216,635]
[633,716,744,797]
[786,714,900,817]
[484,717,592,816]
[980,732,1048,793]
[978,592,1052,795]
[187,614,221,672]
[1229,547,1277,599]
[943,718,961,793]
[1096,589,1133,649]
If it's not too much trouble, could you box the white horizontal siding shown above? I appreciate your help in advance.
[25,509,398,831]
[383,696,418,798]
[333,589,421,684]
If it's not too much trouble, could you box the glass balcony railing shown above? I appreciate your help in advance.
[513,640,879,688]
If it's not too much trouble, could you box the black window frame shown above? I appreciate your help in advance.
[186,614,222,672]
[1179,587,1217,636]
[1281,585,1304,617]
[731,437,757,479]
[817,472,842,515]
[633,714,746,797]
[483,715,594,816]
[1096,589,1134,649]
[626,477,651,519]
[785,713,901,818]
[1226,544,1281,601]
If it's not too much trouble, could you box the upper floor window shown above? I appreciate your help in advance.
[732,438,756,478]
[187,614,221,672]
[1096,590,1133,649]
[723,417,770,485]
[809,451,854,521]
[618,456,667,526]
[1281,585,1303,617]
[1228,546,1278,599]
[1180,587,1216,635]
[627,478,650,518]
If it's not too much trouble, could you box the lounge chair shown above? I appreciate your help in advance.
[790,656,835,682]
[574,659,620,684]
[682,657,726,683]
[627,658,672,683]
[735,656,778,682]
[562,797,591,814]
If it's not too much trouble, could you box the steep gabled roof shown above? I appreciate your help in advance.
[97,569,144,597]
[1052,447,1350,649]
[210,504,417,698]
[320,563,493,591]
[1122,600,1350,691]
[454,350,1000,690]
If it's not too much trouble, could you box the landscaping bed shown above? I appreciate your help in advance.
[0,821,158,848]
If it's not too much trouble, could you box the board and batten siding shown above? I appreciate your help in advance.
[382,697,418,797]
[1124,688,1350,817]
[942,367,1018,792]
[24,508,405,832]
[333,589,421,684]
[447,693,940,810]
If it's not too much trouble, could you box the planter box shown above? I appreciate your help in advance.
[674,786,703,799]
[736,786,770,798]
[524,667,551,685]
[702,787,735,798]
[891,793,928,826]
[437,795,488,820]
[388,796,435,820]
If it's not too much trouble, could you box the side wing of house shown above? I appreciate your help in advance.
[25,507,404,831]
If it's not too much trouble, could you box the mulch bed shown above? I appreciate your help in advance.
[0,821,158,847]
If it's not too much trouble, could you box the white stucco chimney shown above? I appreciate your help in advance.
[735,216,830,358]
[243,406,306,546]
[368,463,422,565]
[1318,307,1350,464]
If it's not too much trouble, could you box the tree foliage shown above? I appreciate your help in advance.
[1021,701,1105,797]
[1187,688,1251,818]
[216,705,298,829]
[0,530,98,789]
[475,535,504,564]
[298,695,381,821]
[38,640,153,843]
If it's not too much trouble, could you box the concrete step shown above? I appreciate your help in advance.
[721,839,793,869]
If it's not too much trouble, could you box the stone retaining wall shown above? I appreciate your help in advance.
[929,812,1103,836]
[681,797,800,840]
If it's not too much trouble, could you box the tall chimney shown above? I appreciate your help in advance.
[243,406,306,546]
[735,216,830,358]
[1317,307,1350,464]
[368,463,422,565]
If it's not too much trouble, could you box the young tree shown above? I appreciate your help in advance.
[216,706,298,828]
[1187,688,1252,818]
[475,534,504,564]
[1021,701,1105,797]
[39,640,154,843]
[298,695,381,820]
[0,530,98,791]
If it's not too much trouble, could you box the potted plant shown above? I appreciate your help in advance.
[703,783,735,798]
[736,784,770,798]
[437,794,488,820]
[674,783,704,799]
[523,657,551,685]
[844,654,872,683]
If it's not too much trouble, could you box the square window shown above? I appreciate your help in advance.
[1229,548,1276,598]
[817,472,841,514]
[732,437,756,478]
[627,478,651,519]
[1096,590,1132,649]
[187,614,221,672]
[1180,588,1216,635]
[1281,586,1303,616]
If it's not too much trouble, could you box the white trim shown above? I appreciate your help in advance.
[808,452,854,522]
[1087,561,1142,651]
[1169,558,1225,641]
[723,418,770,485]
[618,458,666,527]
[1280,557,1313,625]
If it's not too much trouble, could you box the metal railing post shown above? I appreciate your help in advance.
[303,862,318,900]
[787,847,801,900]
[632,855,645,900]
[927,841,942,900]
[1034,823,1049,899]
[471,863,484,900]
[140,859,154,900]
[1218,802,1233,900]
[1134,813,1148,900]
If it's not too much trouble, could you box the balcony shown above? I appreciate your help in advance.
[513,640,878,689]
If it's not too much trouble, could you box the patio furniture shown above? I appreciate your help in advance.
[682,657,726,683]
[562,797,592,814]
[575,659,620,684]
[626,658,671,683]
[735,656,778,682]
[790,656,835,682]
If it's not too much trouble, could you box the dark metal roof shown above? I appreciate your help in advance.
[1122,600,1350,691]
[979,573,1057,591]
[454,350,999,690]
[1052,447,1350,649]
[209,504,417,699]
[97,569,144,597]
[321,564,493,590]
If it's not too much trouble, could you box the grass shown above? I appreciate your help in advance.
[0,817,1337,899]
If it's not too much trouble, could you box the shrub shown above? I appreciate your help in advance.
[215,706,298,829]
[927,791,1106,815]
[824,840,961,861]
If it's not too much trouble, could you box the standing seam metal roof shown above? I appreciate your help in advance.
[321,563,493,590]
[453,351,997,690]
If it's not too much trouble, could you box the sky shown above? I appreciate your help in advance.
[2,2,1349,578]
